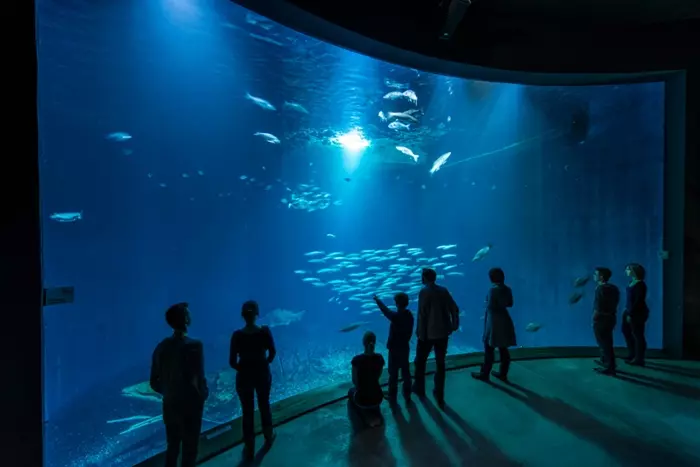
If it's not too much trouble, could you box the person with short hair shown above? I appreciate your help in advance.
[413,268,460,408]
[373,292,414,404]
[229,300,277,460]
[150,302,208,467]
[592,267,620,375]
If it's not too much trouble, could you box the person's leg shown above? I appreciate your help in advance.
[432,338,448,403]
[474,342,496,379]
[255,372,275,442]
[621,314,636,361]
[412,339,433,396]
[593,323,607,366]
[236,377,256,457]
[400,352,412,402]
[180,404,204,467]
[386,351,399,401]
[631,317,647,365]
[597,321,616,373]
[497,347,511,378]
[162,404,183,467]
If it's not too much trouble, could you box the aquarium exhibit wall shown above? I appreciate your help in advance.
[37,0,665,465]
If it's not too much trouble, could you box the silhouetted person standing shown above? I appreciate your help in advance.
[413,268,460,408]
[472,268,516,382]
[592,267,620,376]
[150,302,209,467]
[622,263,649,366]
[373,292,414,404]
[230,300,277,461]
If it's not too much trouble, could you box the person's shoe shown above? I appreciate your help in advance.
[263,428,277,446]
[383,390,398,404]
[594,367,616,376]
[432,389,445,409]
[471,371,490,381]
[492,371,509,382]
[594,359,607,367]
[242,443,255,461]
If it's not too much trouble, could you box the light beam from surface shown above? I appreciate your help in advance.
[330,128,371,174]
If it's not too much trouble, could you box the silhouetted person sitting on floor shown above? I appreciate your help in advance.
[373,292,414,405]
[348,331,385,428]
[622,263,649,366]
[229,300,277,461]
[413,267,460,408]
[592,267,620,376]
[150,302,209,467]
[472,267,516,382]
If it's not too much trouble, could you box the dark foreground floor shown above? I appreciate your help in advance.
[203,358,700,467]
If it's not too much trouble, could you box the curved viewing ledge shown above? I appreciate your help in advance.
[231,0,676,86]
[135,346,669,466]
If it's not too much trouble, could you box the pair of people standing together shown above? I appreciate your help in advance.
[414,267,518,400]
[149,301,276,467]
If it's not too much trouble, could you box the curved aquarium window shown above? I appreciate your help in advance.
[38,0,665,465]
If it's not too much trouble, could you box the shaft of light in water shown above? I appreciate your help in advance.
[445,130,562,168]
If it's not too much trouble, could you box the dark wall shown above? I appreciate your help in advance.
[4,1,43,466]
[683,64,700,359]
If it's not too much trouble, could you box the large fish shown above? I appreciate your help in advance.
[254,132,281,144]
[430,152,452,174]
[472,244,492,262]
[245,92,276,111]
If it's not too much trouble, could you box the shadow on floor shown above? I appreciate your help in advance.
[421,397,523,467]
[643,362,700,380]
[615,370,700,401]
[390,401,455,467]
[233,438,274,467]
[347,401,396,467]
[490,381,699,467]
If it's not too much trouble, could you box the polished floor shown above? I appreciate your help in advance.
[203,358,700,467]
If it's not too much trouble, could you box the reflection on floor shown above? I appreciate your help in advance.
[202,358,700,467]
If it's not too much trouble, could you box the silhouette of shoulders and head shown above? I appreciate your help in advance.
[165,302,191,336]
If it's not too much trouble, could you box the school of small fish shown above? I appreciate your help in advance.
[279,183,343,212]
[292,243,481,331]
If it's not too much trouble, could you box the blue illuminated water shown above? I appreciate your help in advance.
[37,0,665,465]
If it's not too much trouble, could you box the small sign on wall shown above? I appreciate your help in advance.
[43,286,75,306]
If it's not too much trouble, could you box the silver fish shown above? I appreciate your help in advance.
[388,121,410,131]
[50,211,82,223]
[430,152,452,174]
[283,101,309,114]
[472,244,492,262]
[388,111,418,123]
[395,146,419,162]
[254,132,280,144]
[245,92,276,111]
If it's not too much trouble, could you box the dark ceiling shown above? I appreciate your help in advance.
[474,0,700,24]
[235,0,700,74]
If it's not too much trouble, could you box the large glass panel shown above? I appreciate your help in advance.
[38,0,664,465]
